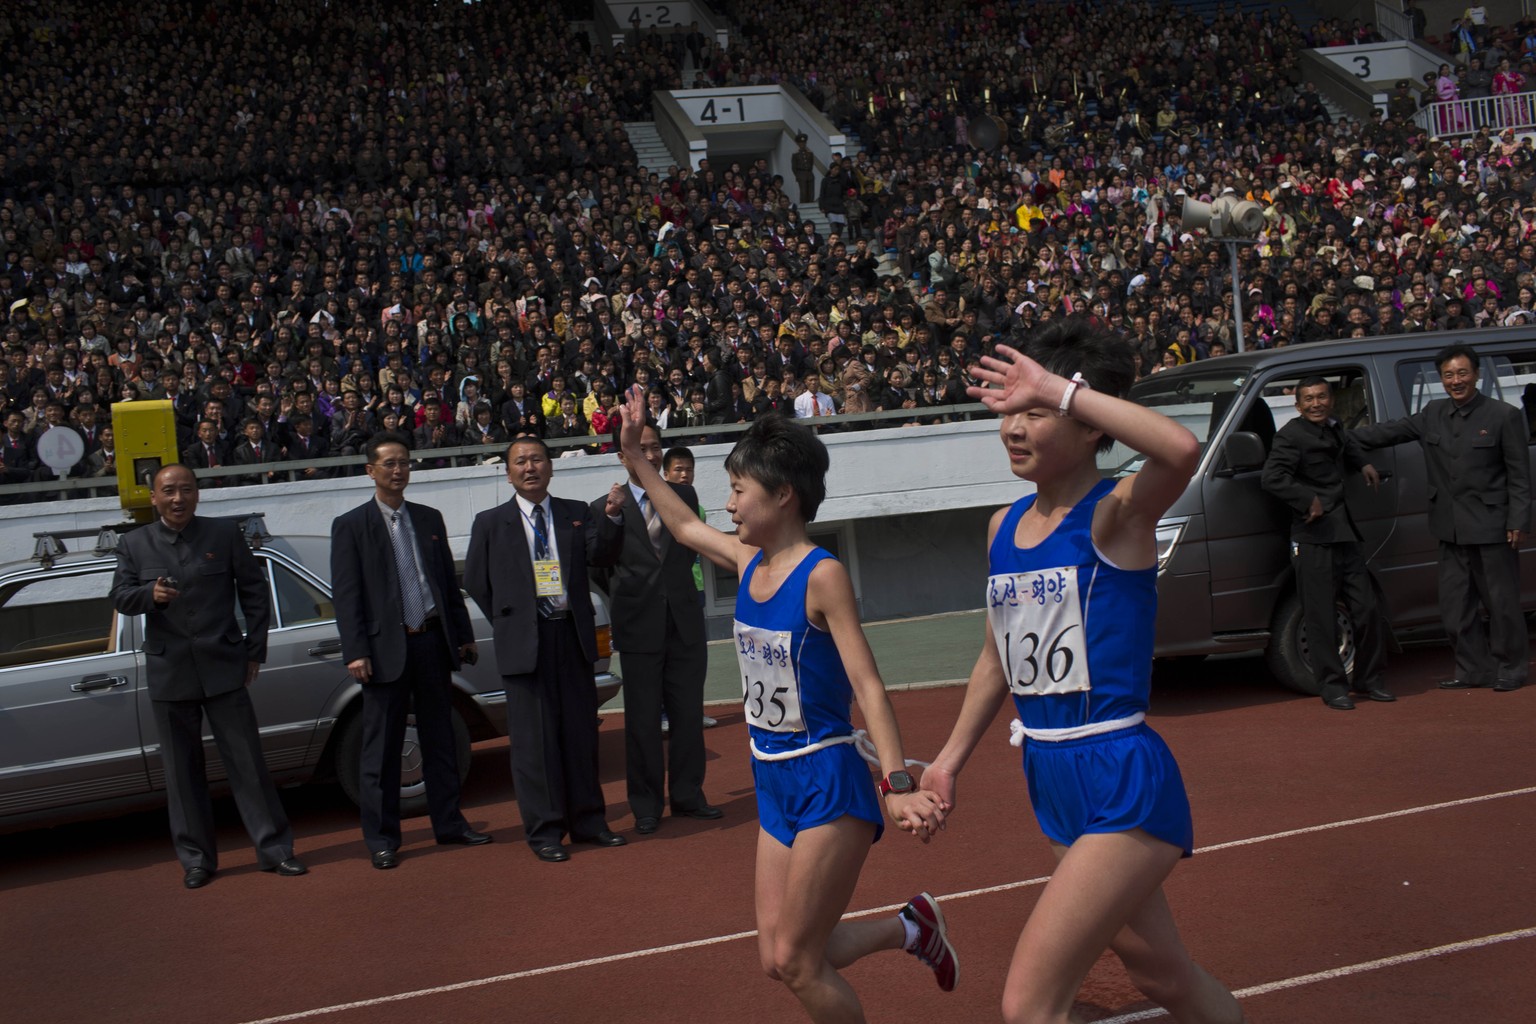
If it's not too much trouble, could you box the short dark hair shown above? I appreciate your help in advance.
[724,413,829,521]
[1433,342,1480,373]
[1018,317,1136,452]
[365,430,412,462]
[1296,375,1331,393]
[610,413,659,447]
[663,446,695,470]
[504,434,550,461]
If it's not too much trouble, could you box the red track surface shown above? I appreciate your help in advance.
[4,645,1533,1023]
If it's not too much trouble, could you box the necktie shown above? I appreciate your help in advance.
[643,496,664,558]
[531,503,557,618]
[389,511,426,629]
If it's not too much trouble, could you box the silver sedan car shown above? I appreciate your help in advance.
[0,519,622,832]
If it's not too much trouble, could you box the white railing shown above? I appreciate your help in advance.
[1375,1,1414,41]
[1413,93,1536,137]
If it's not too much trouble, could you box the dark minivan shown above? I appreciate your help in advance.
[1113,328,1536,692]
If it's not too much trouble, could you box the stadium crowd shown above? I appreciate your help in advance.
[6,0,1536,502]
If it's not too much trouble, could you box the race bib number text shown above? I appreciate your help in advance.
[733,621,805,731]
[986,566,1091,696]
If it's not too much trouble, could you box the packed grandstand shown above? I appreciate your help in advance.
[4,0,1536,497]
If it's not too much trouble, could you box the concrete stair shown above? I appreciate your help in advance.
[624,120,676,176]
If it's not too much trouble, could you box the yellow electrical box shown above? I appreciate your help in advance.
[111,400,178,521]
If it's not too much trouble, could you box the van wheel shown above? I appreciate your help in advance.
[1266,591,1356,696]
[333,707,473,818]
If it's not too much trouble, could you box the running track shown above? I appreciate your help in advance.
[3,645,1532,1023]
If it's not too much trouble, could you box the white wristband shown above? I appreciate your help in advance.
[1056,372,1090,416]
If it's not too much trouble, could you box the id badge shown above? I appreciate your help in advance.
[533,559,563,597]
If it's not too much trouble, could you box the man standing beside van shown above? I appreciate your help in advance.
[1262,378,1391,710]
[1353,344,1531,693]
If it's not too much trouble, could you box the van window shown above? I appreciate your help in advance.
[1255,368,1375,433]
[1110,369,1250,475]
[1396,350,1536,440]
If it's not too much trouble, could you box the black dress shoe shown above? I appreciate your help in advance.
[534,845,570,863]
[575,830,627,847]
[371,850,399,870]
[437,829,493,846]
[1439,679,1491,689]
[183,867,213,889]
[263,857,309,876]
[1494,679,1525,692]
[672,803,724,820]
[1322,695,1356,710]
[1350,687,1397,703]
[635,816,660,835]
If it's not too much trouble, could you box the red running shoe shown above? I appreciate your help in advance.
[901,891,958,992]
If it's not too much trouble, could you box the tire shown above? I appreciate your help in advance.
[332,705,473,817]
[1266,590,1357,696]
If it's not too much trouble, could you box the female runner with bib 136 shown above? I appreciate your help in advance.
[924,321,1246,1024]
[618,385,959,1024]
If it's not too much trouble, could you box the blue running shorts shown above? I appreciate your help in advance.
[752,741,885,848]
[1021,722,1194,857]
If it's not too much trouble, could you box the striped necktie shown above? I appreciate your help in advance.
[389,511,426,630]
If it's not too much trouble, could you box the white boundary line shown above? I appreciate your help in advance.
[236,785,1536,1024]
[1096,926,1536,1023]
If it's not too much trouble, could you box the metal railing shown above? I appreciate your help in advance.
[1413,93,1536,138]
[1375,1,1414,42]
[0,402,993,504]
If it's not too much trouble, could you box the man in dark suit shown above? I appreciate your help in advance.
[1354,343,1532,692]
[464,436,628,862]
[228,418,284,485]
[1262,377,1390,710]
[109,463,306,888]
[592,421,720,834]
[281,413,332,480]
[183,418,229,487]
[330,431,489,870]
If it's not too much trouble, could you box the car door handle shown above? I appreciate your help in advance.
[307,638,343,657]
[72,674,129,692]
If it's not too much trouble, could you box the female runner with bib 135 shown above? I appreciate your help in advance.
[924,321,1246,1024]
[618,385,959,1024]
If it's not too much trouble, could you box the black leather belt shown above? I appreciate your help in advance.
[539,610,569,621]
[404,615,441,635]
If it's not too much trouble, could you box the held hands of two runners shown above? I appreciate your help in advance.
[887,787,949,844]
[966,344,1063,415]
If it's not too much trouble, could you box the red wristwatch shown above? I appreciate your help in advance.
[878,769,916,797]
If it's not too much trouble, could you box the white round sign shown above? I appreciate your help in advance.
[36,427,85,472]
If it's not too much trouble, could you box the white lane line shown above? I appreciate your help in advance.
[236,785,1536,1024]
[237,929,763,1024]
[1096,926,1536,1023]
[1195,786,1536,855]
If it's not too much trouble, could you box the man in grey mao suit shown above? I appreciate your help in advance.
[330,431,489,870]
[110,463,306,888]
[464,435,629,862]
[1353,343,1532,692]
[1262,377,1390,709]
[592,420,720,833]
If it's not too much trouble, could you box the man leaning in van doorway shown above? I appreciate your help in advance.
[1262,376,1392,710]
[1353,344,1531,693]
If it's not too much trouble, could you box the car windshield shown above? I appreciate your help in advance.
[1098,368,1250,478]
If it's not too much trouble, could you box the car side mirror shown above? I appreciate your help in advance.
[1221,431,1266,475]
